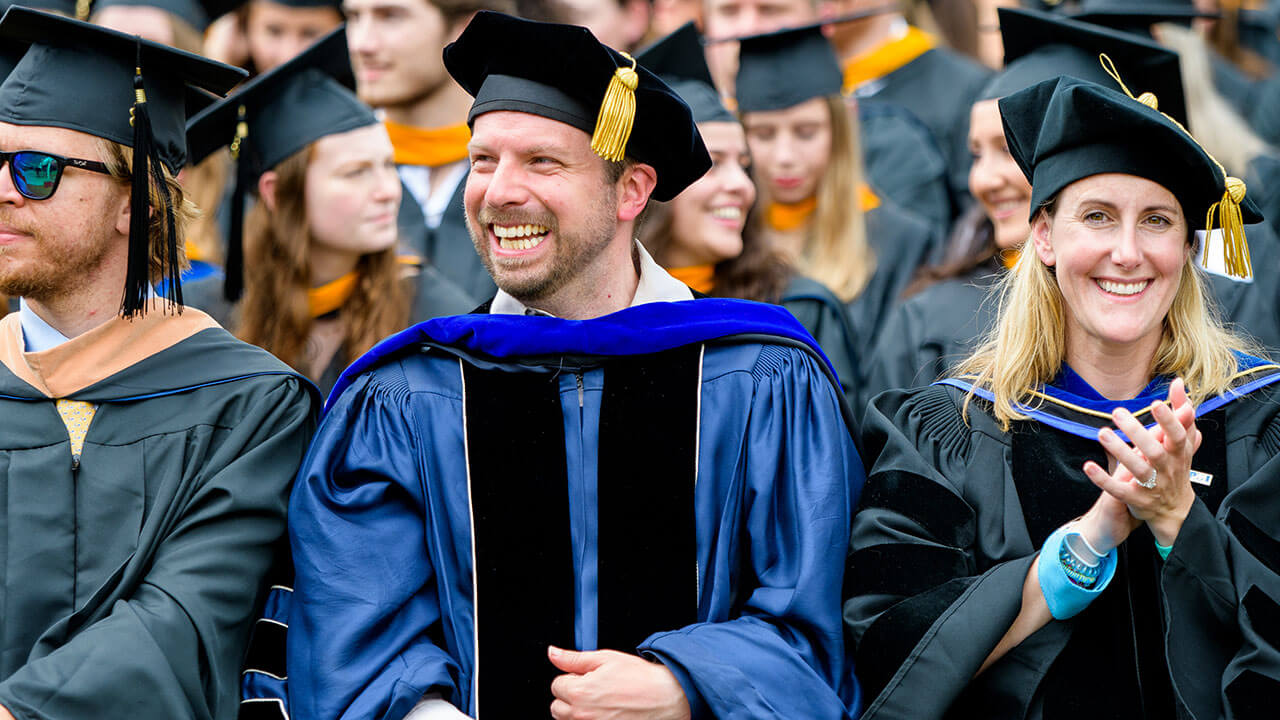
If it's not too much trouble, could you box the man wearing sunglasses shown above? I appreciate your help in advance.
[0,8,319,720]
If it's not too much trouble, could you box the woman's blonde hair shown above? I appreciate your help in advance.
[235,144,409,373]
[753,94,874,302]
[954,199,1261,430]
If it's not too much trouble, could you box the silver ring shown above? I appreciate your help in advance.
[1136,469,1157,489]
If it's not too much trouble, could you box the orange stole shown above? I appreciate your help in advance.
[669,264,716,294]
[766,186,880,231]
[309,272,359,318]
[842,26,936,92]
[385,121,471,167]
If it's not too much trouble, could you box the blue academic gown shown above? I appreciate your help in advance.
[285,299,864,720]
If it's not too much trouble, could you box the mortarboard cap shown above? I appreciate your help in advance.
[734,23,843,114]
[636,22,734,125]
[1000,75,1262,278]
[186,25,372,173]
[0,5,244,171]
[444,11,710,202]
[1069,0,1215,35]
[0,0,77,16]
[185,25,376,302]
[0,5,246,315]
[986,7,1187,126]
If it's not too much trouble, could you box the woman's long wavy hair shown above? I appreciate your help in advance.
[954,197,1262,430]
[236,144,408,373]
[753,94,874,303]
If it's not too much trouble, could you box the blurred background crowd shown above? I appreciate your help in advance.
[5,0,1278,411]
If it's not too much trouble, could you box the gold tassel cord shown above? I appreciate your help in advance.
[230,105,249,160]
[1098,54,1253,280]
[1205,178,1253,279]
[591,52,639,163]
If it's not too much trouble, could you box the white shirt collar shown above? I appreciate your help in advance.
[19,298,71,352]
[490,240,694,316]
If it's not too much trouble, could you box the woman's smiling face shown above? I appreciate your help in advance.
[1032,173,1191,358]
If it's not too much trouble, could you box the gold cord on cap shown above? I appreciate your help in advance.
[230,105,249,160]
[591,52,639,162]
[1100,53,1252,279]
[75,0,91,21]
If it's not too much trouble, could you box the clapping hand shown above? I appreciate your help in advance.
[1083,377,1201,547]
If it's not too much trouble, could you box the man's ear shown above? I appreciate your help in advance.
[113,185,133,237]
[258,171,279,213]
[1031,210,1056,267]
[616,163,658,222]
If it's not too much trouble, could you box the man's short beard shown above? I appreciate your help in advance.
[0,229,111,303]
[468,185,619,304]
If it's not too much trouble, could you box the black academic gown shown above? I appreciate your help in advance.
[846,201,938,370]
[781,274,862,412]
[855,48,992,221]
[845,365,1280,719]
[858,101,954,239]
[861,265,999,413]
[396,176,496,306]
[0,313,318,720]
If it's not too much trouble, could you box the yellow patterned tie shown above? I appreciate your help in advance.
[55,399,97,463]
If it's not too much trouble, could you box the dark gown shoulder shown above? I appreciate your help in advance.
[859,46,992,220]
[861,267,999,407]
[405,178,496,306]
[858,100,953,237]
[180,275,235,327]
[780,274,861,411]
[848,200,939,369]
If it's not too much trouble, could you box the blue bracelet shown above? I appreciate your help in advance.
[1038,526,1118,620]
[1059,543,1101,587]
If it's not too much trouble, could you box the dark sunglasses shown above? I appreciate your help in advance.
[0,150,112,200]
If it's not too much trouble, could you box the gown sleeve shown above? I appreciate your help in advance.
[0,378,317,720]
[287,369,460,720]
[844,385,1039,719]
[638,345,862,720]
[1160,391,1280,720]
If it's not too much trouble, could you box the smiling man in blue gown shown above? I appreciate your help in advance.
[285,12,864,720]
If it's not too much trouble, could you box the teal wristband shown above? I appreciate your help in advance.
[1155,540,1173,561]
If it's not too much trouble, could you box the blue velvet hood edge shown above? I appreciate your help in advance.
[325,298,836,412]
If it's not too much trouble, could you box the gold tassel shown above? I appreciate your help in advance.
[76,0,91,21]
[591,52,639,162]
[1100,53,1253,279]
[1205,177,1253,279]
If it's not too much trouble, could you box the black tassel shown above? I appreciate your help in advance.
[122,50,152,318]
[223,104,250,303]
[123,44,184,316]
[223,155,248,302]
